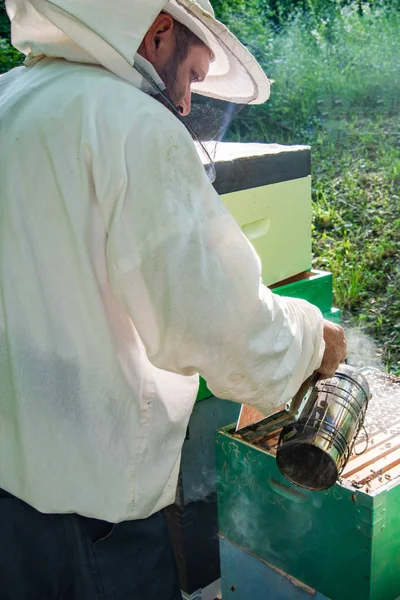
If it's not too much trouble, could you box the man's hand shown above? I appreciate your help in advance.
[316,320,347,378]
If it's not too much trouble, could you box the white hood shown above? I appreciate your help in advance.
[5,0,270,104]
[6,0,166,90]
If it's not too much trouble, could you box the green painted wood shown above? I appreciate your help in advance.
[272,270,333,314]
[324,307,340,324]
[197,377,212,402]
[215,426,392,600]
[370,482,400,600]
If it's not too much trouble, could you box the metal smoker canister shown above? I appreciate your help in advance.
[276,364,371,491]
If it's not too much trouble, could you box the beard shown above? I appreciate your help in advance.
[157,51,185,110]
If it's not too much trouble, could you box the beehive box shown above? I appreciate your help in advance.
[216,370,400,600]
[212,142,312,288]
[270,270,332,314]
[164,397,241,596]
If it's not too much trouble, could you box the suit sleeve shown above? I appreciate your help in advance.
[104,108,325,415]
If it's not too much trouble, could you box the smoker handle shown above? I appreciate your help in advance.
[267,478,309,504]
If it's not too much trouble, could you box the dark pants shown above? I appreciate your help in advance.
[0,488,182,600]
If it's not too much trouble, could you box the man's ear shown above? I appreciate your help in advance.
[140,13,175,66]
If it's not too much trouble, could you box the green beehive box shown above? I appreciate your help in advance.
[324,306,340,324]
[271,269,333,314]
[196,270,340,401]
[216,370,400,600]
[197,377,212,402]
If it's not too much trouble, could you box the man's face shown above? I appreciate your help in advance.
[138,14,213,116]
[158,43,212,116]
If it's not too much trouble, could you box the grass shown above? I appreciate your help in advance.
[222,3,400,375]
[310,115,400,374]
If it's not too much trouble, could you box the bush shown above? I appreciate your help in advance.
[0,37,23,73]
[219,2,399,143]
[0,6,23,73]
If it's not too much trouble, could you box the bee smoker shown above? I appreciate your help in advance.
[276,364,371,491]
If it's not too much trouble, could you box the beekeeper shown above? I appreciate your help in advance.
[0,0,346,598]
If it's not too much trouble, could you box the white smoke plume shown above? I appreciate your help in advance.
[344,327,385,371]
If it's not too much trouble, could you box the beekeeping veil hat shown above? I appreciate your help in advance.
[164,1,270,104]
[5,0,270,105]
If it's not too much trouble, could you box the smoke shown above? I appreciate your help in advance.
[357,368,400,444]
[183,467,217,504]
[218,441,317,562]
[224,485,316,569]
[344,327,385,371]
[227,493,261,545]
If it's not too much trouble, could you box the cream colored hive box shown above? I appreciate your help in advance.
[210,142,312,287]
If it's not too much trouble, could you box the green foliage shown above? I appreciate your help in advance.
[214,0,400,28]
[217,1,400,374]
[313,124,399,375]
[0,4,10,39]
[0,37,23,73]
[0,5,23,72]
[223,2,399,140]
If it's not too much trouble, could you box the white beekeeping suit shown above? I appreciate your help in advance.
[0,0,324,522]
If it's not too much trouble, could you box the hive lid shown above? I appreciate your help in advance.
[195,141,311,194]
